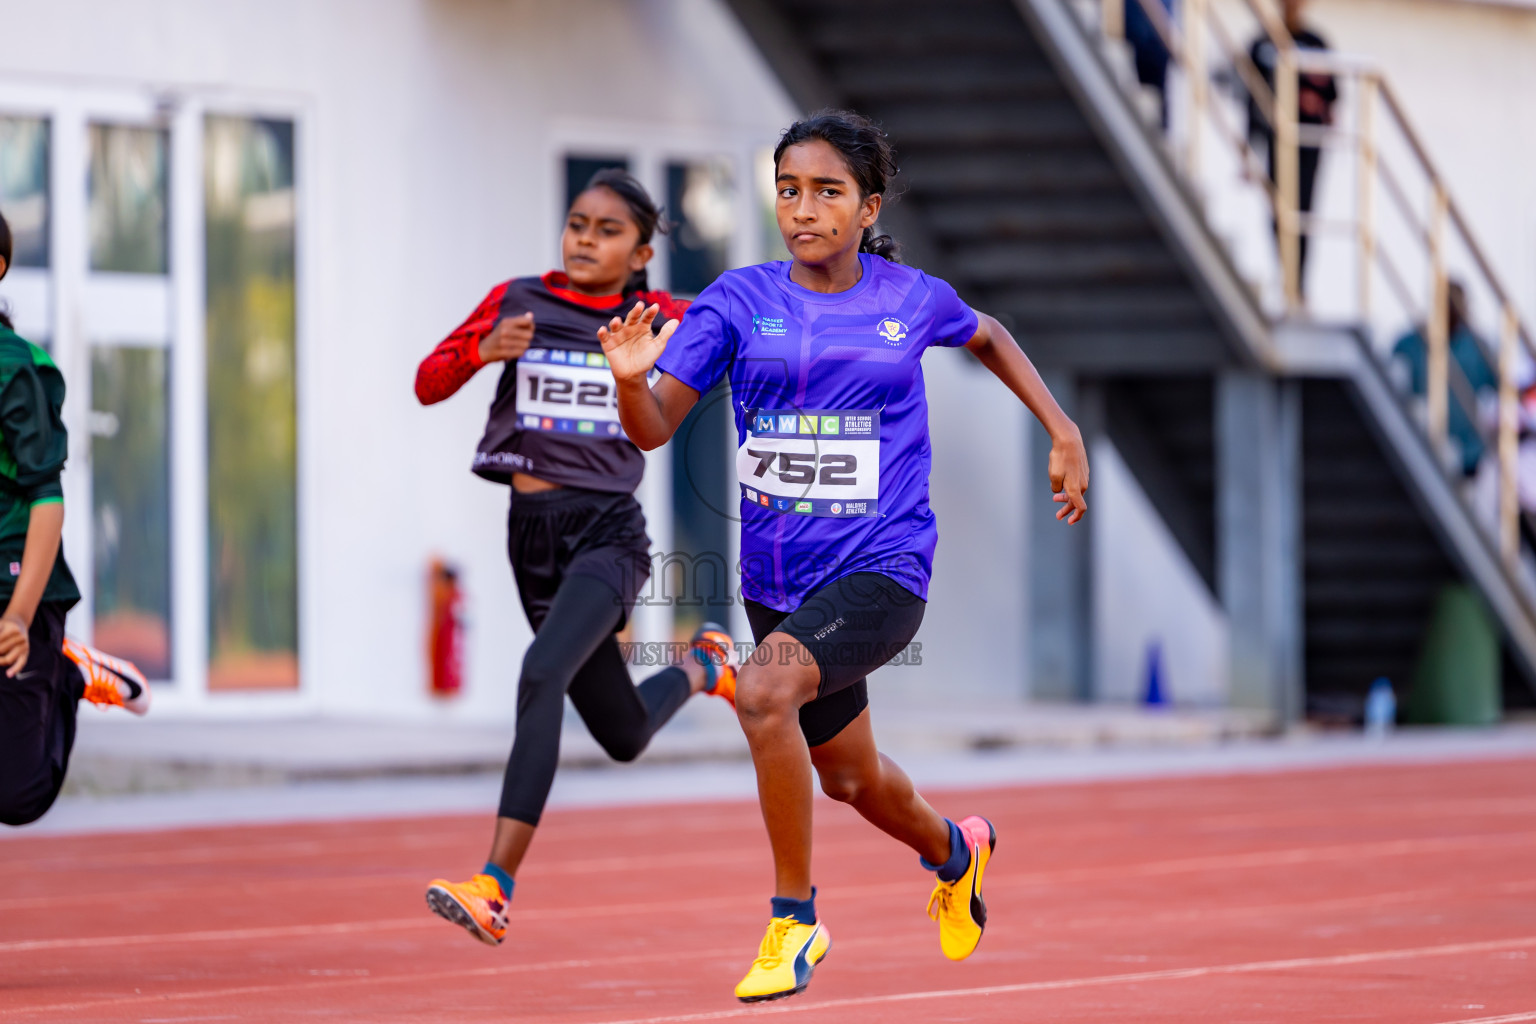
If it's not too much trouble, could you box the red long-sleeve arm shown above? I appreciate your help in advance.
[634,290,691,323]
[415,283,508,405]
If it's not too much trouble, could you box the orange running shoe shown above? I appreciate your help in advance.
[692,622,737,706]
[426,873,509,946]
[64,637,150,716]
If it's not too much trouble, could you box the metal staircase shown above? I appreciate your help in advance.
[722,0,1536,717]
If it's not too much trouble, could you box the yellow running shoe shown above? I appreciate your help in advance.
[64,637,150,716]
[733,916,831,1002]
[692,621,737,707]
[927,815,996,961]
[425,873,509,946]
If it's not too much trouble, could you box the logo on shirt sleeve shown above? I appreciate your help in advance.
[876,318,909,346]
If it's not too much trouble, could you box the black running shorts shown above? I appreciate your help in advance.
[743,571,926,747]
[507,487,651,631]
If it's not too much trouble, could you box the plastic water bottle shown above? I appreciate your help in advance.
[1364,677,1396,739]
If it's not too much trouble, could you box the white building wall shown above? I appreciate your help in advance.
[1313,0,1536,331]
[1201,0,1536,333]
[0,0,1034,721]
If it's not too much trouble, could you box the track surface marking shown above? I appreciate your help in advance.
[2,758,1533,1022]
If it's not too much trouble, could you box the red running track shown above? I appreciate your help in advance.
[2,758,1535,1023]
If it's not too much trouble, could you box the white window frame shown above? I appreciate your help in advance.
[0,77,315,716]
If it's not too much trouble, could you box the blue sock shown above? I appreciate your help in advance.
[920,819,971,883]
[482,862,515,899]
[770,886,817,925]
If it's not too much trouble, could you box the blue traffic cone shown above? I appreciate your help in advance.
[1142,640,1166,706]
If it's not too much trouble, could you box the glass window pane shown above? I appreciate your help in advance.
[91,346,172,680]
[0,117,50,268]
[668,383,734,639]
[663,161,736,637]
[204,116,297,691]
[666,160,734,296]
[564,155,629,211]
[89,124,168,274]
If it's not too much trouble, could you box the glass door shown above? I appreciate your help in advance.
[85,121,174,680]
[0,85,305,706]
[202,116,298,691]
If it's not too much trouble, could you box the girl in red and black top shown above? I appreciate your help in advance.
[417,170,737,947]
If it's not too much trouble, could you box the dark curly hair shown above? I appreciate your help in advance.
[0,209,12,331]
[577,168,667,293]
[773,109,900,262]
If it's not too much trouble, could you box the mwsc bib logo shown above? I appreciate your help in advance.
[876,318,908,346]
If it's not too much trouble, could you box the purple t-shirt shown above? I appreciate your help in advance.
[656,253,978,611]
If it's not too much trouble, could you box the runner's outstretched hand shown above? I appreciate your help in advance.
[1050,429,1089,525]
[598,302,676,383]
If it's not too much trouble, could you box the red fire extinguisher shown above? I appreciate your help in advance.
[429,558,464,697]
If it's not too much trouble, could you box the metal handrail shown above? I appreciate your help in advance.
[1079,0,1536,576]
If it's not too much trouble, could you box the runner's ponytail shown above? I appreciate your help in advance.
[0,209,13,331]
[579,168,669,294]
[774,110,901,264]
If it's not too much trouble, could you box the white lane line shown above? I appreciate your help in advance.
[0,892,768,953]
[7,827,1534,919]
[5,931,1532,1020]
[8,830,1536,953]
[582,935,1536,1024]
[0,947,744,1017]
[0,918,429,953]
[1433,1015,1536,1024]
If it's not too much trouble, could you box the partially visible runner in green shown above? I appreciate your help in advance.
[0,206,151,829]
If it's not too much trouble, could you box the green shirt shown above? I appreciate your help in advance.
[0,326,80,610]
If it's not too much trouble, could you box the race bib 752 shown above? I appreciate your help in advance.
[737,408,880,517]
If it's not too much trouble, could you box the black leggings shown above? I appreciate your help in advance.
[0,603,83,827]
[499,573,691,825]
[1264,140,1323,294]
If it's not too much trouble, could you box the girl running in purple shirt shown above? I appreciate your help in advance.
[601,111,1089,1002]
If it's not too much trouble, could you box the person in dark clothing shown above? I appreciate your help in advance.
[415,170,738,947]
[0,209,150,828]
[1248,0,1338,296]
[1126,0,1175,128]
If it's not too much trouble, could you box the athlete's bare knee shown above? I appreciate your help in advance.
[734,666,799,731]
[816,766,865,804]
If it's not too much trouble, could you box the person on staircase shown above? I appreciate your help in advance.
[1248,0,1338,299]
[1392,280,1497,480]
